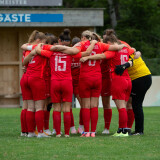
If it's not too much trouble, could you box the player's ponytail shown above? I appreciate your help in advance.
[92,32,102,42]
[28,30,46,43]
[28,30,39,43]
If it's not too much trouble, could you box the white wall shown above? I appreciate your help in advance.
[75,76,160,108]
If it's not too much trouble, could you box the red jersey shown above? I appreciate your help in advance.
[71,57,80,81]
[104,47,134,77]
[75,40,110,78]
[25,45,47,79]
[100,59,112,78]
[41,45,82,80]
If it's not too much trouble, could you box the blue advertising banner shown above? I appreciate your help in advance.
[0,13,63,22]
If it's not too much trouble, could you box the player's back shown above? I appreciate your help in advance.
[50,52,72,80]
[80,41,102,78]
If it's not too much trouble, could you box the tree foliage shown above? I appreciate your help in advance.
[62,0,160,75]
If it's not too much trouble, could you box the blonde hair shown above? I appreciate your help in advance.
[81,30,92,41]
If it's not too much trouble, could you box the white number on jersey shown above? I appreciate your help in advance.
[120,55,128,65]
[88,51,96,66]
[55,55,67,71]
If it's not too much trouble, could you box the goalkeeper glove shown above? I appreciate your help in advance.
[115,62,130,76]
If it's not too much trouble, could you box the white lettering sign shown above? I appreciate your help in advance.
[0,14,31,22]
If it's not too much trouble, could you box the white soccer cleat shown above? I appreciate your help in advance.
[56,134,61,138]
[28,132,37,137]
[44,129,52,136]
[37,133,50,138]
[20,132,27,137]
[102,129,110,134]
[64,134,70,138]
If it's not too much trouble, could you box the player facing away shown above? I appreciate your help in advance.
[35,29,97,137]
[71,37,84,134]
[43,33,58,136]
[22,31,51,138]
[20,30,45,137]
[80,30,136,137]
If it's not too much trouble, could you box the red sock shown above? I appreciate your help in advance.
[53,111,61,135]
[26,111,35,132]
[70,109,75,127]
[91,107,98,132]
[35,110,44,133]
[44,110,50,130]
[127,109,135,128]
[82,108,90,132]
[104,109,112,130]
[79,108,83,125]
[118,108,128,128]
[63,112,71,135]
[20,109,28,132]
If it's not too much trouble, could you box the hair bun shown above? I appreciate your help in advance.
[106,29,115,36]
[63,29,71,35]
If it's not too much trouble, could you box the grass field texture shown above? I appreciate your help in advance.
[0,107,160,160]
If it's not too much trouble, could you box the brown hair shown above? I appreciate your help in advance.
[92,32,102,42]
[81,30,92,41]
[59,28,71,42]
[45,33,58,45]
[104,29,121,44]
[28,30,46,43]
[71,36,81,46]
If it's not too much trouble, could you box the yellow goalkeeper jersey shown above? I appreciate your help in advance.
[128,55,151,81]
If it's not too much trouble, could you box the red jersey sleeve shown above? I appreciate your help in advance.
[98,42,110,52]
[42,45,53,51]
[72,52,82,58]
[128,48,135,55]
[40,50,53,58]
[24,51,31,57]
[103,51,116,59]
[74,41,86,52]
[32,45,37,49]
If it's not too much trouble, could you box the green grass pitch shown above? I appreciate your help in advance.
[0,107,160,160]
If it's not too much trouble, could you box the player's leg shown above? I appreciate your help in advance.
[101,78,112,134]
[126,97,134,133]
[26,100,37,137]
[131,75,152,135]
[90,97,99,137]
[62,102,72,137]
[61,80,73,137]
[44,97,52,135]
[102,96,112,134]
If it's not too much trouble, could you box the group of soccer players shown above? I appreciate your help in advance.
[20,28,151,138]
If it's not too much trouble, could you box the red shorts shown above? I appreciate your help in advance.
[101,78,112,97]
[51,79,73,103]
[72,78,79,96]
[79,77,102,98]
[45,78,51,98]
[112,76,132,101]
[23,76,46,101]
[20,74,28,100]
